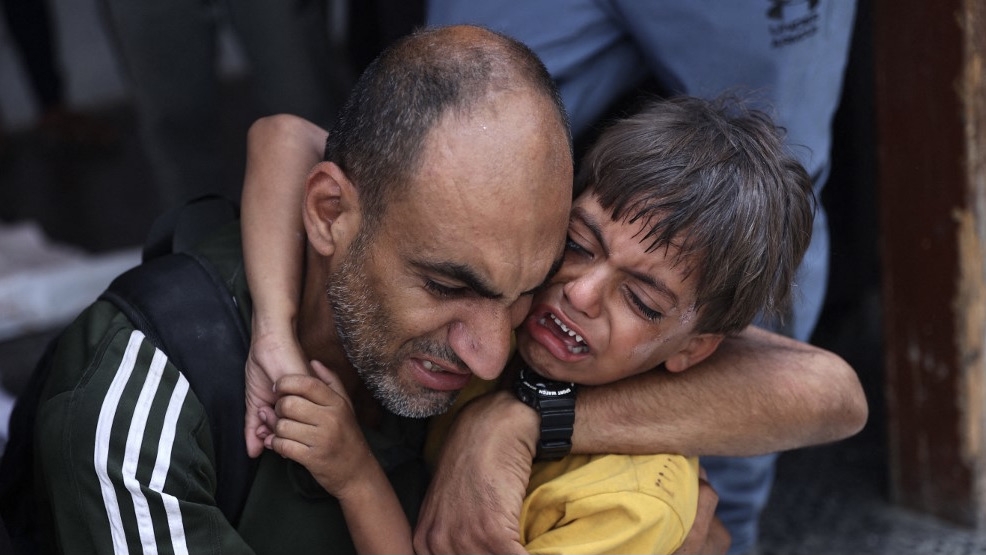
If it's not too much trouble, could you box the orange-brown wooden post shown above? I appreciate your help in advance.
[874,0,986,526]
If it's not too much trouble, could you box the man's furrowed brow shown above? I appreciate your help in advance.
[415,260,502,299]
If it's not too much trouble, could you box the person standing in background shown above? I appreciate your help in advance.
[1,0,118,148]
[101,0,345,206]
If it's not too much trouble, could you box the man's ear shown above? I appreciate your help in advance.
[664,333,725,373]
[303,161,361,257]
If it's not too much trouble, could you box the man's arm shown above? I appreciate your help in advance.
[572,325,868,456]
[414,391,532,555]
[37,310,254,554]
[414,326,867,552]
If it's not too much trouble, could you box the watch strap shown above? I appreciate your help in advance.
[535,394,576,460]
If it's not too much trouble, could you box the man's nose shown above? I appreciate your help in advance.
[447,304,515,381]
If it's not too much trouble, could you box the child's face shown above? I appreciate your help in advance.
[516,193,722,385]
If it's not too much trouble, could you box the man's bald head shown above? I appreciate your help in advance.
[323,24,572,226]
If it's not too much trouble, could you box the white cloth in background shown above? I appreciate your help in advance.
[0,383,14,455]
[0,221,140,341]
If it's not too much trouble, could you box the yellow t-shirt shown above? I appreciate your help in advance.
[522,452,699,554]
[426,377,700,555]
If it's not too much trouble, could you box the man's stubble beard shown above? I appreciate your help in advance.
[326,229,461,418]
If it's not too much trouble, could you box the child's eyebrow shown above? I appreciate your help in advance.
[573,206,680,308]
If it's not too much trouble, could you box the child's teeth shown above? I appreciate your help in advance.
[549,313,586,346]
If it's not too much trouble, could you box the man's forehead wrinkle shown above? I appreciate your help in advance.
[417,118,499,208]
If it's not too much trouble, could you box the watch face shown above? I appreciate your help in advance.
[520,367,575,396]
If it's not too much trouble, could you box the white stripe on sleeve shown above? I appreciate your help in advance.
[123,348,167,555]
[94,330,144,555]
[151,375,190,555]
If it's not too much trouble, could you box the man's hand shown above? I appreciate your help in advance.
[673,467,731,555]
[413,390,538,555]
[244,325,310,457]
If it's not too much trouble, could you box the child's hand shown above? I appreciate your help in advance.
[244,324,309,457]
[269,360,377,497]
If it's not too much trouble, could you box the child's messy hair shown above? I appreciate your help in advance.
[575,95,815,335]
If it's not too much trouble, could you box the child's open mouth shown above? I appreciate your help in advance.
[541,312,589,354]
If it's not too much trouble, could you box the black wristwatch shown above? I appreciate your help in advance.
[513,366,577,461]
